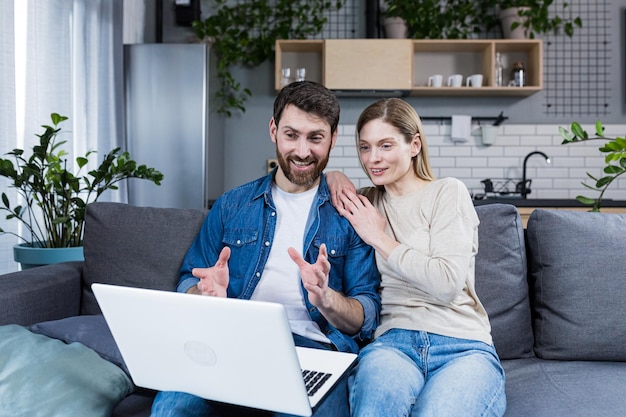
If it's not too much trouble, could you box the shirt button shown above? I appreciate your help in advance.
[256,272,261,277]
[271,212,276,216]
[236,239,241,245]
[330,249,336,255]
[265,241,270,246]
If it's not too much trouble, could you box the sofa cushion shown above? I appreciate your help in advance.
[502,358,626,417]
[30,314,127,375]
[474,204,534,360]
[0,324,133,416]
[81,202,208,315]
[527,209,626,360]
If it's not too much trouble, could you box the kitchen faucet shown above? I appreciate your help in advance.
[520,151,551,199]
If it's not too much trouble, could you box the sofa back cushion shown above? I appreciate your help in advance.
[81,202,208,315]
[527,209,626,360]
[474,204,534,359]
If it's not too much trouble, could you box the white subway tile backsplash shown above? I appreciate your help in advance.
[503,124,536,135]
[440,146,472,157]
[536,125,562,135]
[330,123,625,200]
[522,135,553,146]
[456,157,488,167]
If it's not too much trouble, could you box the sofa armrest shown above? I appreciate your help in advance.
[0,261,83,326]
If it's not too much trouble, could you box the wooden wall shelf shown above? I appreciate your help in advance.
[275,39,543,97]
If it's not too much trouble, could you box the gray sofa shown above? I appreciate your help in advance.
[1,201,625,416]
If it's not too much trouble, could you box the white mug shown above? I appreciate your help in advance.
[466,74,483,88]
[447,74,463,87]
[428,74,443,87]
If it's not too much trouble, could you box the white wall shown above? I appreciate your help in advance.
[327,122,626,201]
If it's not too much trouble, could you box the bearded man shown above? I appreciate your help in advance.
[151,81,381,417]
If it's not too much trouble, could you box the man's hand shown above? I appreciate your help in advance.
[288,244,364,335]
[288,244,332,309]
[190,247,231,297]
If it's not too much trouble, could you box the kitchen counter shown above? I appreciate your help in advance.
[473,198,626,208]
[473,198,626,227]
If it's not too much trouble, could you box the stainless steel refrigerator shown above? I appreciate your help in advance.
[124,43,224,209]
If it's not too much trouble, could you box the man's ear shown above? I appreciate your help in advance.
[269,117,278,143]
[330,129,338,150]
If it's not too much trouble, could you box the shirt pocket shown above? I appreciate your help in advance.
[223,228,258,280]
[312,235,348,289]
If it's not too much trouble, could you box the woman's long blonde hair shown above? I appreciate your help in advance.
[355,98,435,184]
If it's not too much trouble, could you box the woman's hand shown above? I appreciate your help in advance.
[338,192,385,245]
[326,170,357,211]
[338,191,399,260]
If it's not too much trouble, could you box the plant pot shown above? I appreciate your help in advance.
[384,17,408,39]
[13,243,84,270]
[499,7,530,39]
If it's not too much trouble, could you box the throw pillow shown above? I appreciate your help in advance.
[527,209,626,360]
[29,314,127,375]
[0,325,133,417]
[474,203,534,359]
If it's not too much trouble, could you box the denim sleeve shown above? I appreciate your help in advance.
[176,200,225,293]
[342,237,381,342]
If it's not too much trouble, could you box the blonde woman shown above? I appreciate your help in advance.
[327,98,506,417]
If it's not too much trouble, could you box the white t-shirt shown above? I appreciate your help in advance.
[250,183,330,344]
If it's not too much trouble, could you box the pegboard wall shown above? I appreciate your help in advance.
[319,0,617,119]
[542,0,612,117]
[318,0,360,39]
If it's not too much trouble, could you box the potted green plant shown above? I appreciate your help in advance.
[0,113,164,268]
[382,0,484,39]
[559,120,625,212]
[485,1,582,39]
[191,0,343,117]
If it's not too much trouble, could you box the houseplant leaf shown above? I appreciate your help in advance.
[0,113,164,248]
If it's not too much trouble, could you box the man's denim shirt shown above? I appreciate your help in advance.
[178,172,381,353]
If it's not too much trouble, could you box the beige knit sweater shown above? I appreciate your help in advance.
[362,177,493,345]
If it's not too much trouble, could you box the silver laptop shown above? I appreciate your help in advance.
[92,283,357,416]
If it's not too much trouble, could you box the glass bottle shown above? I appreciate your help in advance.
[495,52,504,87]
[511,61,525,87]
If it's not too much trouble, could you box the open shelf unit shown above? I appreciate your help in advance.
[275,39,543,96]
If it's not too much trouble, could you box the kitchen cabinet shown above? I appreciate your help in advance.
[275,39,542,96]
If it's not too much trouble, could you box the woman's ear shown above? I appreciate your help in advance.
[411,134,421,157]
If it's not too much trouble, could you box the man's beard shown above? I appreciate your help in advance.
[276,150,329,187]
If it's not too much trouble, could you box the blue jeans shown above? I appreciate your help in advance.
[150,335,349,417]
[349,329,506,417]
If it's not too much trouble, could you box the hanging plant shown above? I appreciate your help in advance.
[382,0,487,39]
[192,0,343,117]
[478,1,582,39]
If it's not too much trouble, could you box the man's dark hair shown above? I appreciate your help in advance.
[273,81,340,134]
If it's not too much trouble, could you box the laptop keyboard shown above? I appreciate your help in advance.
[302,369,332,396]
